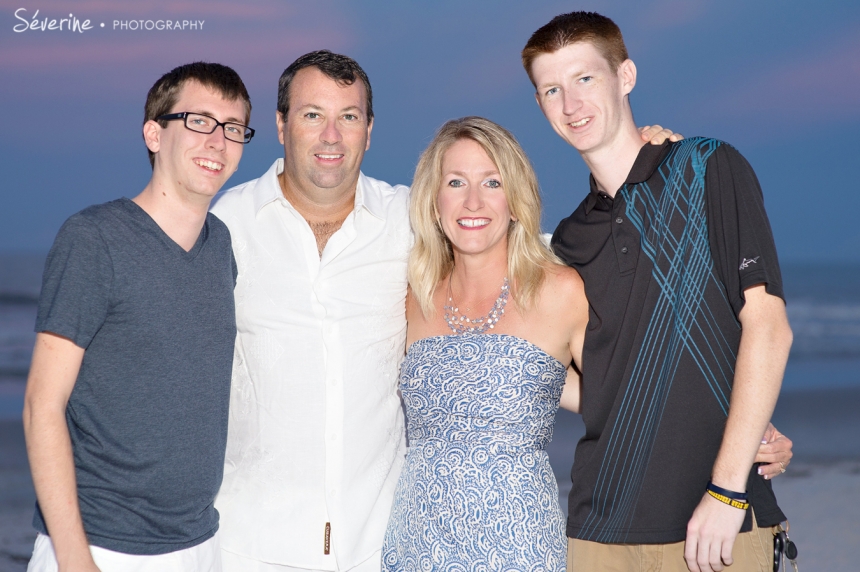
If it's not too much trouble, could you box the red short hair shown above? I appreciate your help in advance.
[522,12,628,86]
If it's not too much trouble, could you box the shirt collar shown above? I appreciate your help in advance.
[252,159,286,215]
[253,159,386,220]
[584,141,672,214]
[354,173,387,220]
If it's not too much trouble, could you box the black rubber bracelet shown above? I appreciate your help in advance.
[707,481,748,500]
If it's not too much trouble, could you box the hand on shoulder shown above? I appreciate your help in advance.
[639,124,684,145]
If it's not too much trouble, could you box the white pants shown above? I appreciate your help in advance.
[27,531,222,572]
[220,548,381,572]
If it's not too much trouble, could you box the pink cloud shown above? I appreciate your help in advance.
[0,34,353,106]
[3,40,162,69]
[8,0,289,20]
[2,29,349,71]
[703,31,860,122]
[3,0,354,79]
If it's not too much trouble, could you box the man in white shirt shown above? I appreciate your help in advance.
[210,50,409,572]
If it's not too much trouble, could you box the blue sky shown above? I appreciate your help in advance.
[2,0,858,262]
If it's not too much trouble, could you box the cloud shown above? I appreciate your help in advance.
[2,40,162,69]
[699,30,860,125]
[1,30,349,71]
[1,5,355,101]
[7,0,288,20]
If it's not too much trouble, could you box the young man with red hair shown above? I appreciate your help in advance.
[523,12,792,572]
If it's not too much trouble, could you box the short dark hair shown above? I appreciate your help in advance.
[522,12,628,86]
[277,50,373,121]
[143,62,252,167]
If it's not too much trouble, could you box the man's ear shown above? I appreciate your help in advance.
[619,59,637,96]
[365,117,374,151]
[276,111,286,146]
[142,120,161,154]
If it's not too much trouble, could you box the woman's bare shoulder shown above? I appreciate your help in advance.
[543,262,586,300]
[537,263,588,323]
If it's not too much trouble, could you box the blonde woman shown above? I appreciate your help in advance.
[380,116,585,570]
[381,117,791,570]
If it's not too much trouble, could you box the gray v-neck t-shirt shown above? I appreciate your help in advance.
[34,198,237,554]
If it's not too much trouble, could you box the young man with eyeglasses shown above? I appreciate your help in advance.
[23,62,253,572]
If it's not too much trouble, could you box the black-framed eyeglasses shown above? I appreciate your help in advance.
[157,112,255,144]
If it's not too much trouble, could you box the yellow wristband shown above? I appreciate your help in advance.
[707,488,750,510]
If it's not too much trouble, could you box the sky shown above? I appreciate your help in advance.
[2,0,858,262]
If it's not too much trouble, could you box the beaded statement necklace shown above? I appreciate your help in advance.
[443,276,509,335]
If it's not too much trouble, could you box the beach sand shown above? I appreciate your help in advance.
[2,385,859,571]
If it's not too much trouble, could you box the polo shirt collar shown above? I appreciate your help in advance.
[253,159,386,220]
[584,141,672,214]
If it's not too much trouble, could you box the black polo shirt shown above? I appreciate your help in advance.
[552,138,786,544]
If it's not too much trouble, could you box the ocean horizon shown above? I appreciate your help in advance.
[2,251,859,420]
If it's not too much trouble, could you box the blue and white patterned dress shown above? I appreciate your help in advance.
[382,334,568,571]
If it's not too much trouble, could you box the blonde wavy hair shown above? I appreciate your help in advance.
[409,116,561,318]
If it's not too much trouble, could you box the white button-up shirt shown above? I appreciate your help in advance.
[211,159,410,570]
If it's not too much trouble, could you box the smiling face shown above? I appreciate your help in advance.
[437,138,513,261]
[277,66,373,201]
[145,80,245,201]
[531,41,636,157]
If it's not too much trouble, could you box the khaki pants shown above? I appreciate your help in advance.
[567,521,775,572]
